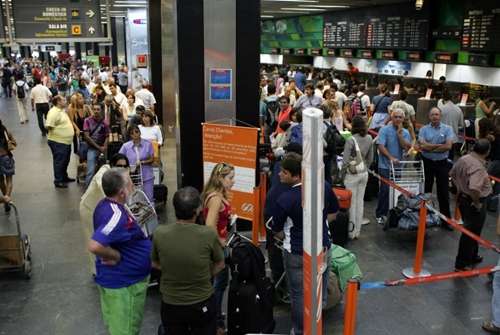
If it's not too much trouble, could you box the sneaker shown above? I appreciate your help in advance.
[362,218,370,225]
[482,321,500,334]
[454,265,472,272]
[376,216,386,225]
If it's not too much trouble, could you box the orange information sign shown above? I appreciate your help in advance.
[202,123,259,221]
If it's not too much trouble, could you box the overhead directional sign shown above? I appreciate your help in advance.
[12,0,104,42]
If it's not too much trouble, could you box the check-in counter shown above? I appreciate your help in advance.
[458,104,475,119]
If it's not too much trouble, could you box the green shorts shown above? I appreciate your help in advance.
[98,277,149,335]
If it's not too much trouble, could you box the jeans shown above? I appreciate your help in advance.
[283,250,330,335]
[375,168,390,218]
[161,295,217,335]
[344,171,368,238]
[48,140,71,184]
[35,103,49,136]
[213,248,229,328]
[492,257,500,327]
[324,154,334,185]
[85,148,100,187]
[455,195,487,268]
[423,157,451,220]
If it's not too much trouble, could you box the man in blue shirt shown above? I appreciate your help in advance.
[375,108,412,224]
[88,168,151,335]
[294,67,306,92]
[417,107,455,229]
[293,83,323,110]
[271,153,339,335]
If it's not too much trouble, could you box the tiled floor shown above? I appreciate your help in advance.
[0,97,498,335]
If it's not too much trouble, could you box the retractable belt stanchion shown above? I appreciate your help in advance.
[259,172,268,241]
[252,186,261,246]
[402,201,431,278]
[343,279,360,335]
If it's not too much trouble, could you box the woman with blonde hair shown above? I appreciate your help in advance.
[68,92,91,156]
[201,162,235,335]
[324,99,350,131]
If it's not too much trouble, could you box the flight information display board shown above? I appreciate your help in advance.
[323,3,429,50]
[461,1,500,52]
[12,0,103,41]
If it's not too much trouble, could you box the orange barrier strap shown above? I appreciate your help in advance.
[425,203,500,253]
[259,172,267,239]
[368,169,416,198]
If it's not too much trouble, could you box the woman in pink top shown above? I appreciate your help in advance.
[201,162,235,334]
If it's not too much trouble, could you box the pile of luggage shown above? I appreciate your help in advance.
[385,193,441,231]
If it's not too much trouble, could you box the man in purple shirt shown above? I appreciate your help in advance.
[83,104,110,186]
[88,168,151,335]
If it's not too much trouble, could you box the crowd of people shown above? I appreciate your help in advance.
[1,55,499,335]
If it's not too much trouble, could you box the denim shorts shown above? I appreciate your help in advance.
[0,155,15,176]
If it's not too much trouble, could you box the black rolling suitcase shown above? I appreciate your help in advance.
[329,209,349,247]
[227,278,275,335]
[227,238,275,335]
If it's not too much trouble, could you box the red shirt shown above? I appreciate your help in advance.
[275,107,292,134]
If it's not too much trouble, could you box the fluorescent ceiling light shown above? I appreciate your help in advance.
[261,15,275,18]
[264,10,311,14]
[281,7,326,11]
[298,4,350,8]
[114,1,147,3]
[113,4,147,7]
[262,0,318,2]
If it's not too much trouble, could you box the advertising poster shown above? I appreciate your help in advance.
[377,60,412,75]
[202,123,258,221]
[209,68,232,101]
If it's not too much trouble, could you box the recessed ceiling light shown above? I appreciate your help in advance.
[281,7,326,11]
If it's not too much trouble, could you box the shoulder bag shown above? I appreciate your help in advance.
[347,136,366,175]
[4,131,16,152]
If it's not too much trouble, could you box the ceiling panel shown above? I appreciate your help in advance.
[261,0,414,18]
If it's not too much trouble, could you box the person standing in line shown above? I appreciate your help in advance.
[388,89,416,142]
[271,152,339,335]
[369,83,393,131]
[293,67,306,92]
[83,104,110,186]
[13,75,29,125]
[417,107,454,230]
[438,89,464,160]
[46,95,75,188]
[201,162,235,335]
[293,83,323,110]
[135,83,157,113]
[2,65,13,98]
[375,109,412,224]
[30,77,52,136]
[88,168,151,335]
[152,187,225,335]
[450,139,492,271]
[342,116,374,239]
[117,66,129,94]
[119,125,155,202]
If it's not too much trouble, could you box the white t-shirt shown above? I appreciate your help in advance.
[135,89,156,109]
[139,125,163,145]
[30,84,52,104]
[113,92,127,106]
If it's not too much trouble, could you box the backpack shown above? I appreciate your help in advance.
[230,239,266,282]
[329,244,363,292]
[289,123,303,145]
[350,94,365,120]
[264,99,280,129]
[16,82,25,99]
[323,121,345,155]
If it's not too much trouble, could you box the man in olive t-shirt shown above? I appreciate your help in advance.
[152,187,224,335]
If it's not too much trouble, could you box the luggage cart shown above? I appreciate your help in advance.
[130,163,144,191]
[0,203,32,279]
[127,189,158,237]
[389,160,425,209]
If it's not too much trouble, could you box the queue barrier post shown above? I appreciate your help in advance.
[259,172,268,241]
[402,201,431,279]
[343,279,360,335]
[252,186,261,246]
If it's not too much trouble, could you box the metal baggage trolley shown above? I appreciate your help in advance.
[389,160,425,209]
[130,163,144,191]
[128,189,158,237]
[0,203,32,279]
